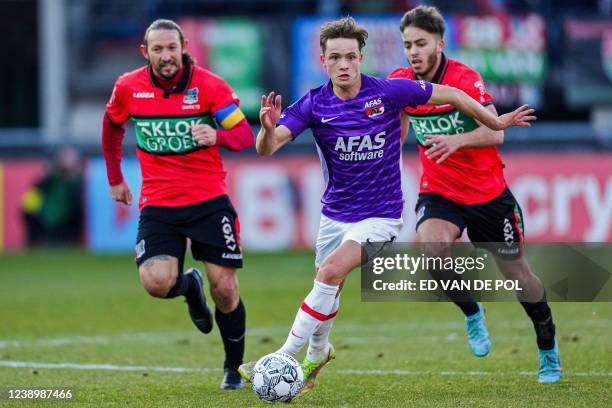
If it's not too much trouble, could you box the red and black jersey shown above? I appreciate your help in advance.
[106,58,246,210]
[389,54,506,205]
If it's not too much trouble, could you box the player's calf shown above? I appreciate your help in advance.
[208,272,239,313]
[215,298,246,389]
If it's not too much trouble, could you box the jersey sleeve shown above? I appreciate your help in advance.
[384,78,433,109]
[459,69,494,105]
[277,92,314,139]
[105,79,130,125]
[207,76,245,129]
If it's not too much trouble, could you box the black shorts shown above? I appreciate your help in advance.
[415,188,525,260]
[135,195,243,269]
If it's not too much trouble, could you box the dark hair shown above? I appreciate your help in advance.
[143,19,194,64]
[319,17,369,54]
[399,6,445,37]
[143,19,185,47]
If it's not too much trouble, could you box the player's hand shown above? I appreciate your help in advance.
[496,104,537,130]
[110,181,132,206]
[192,124,217,146]
[424,134,463,164]
[260,91,282,132]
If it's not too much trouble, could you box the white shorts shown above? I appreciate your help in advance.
[314,214,403,267]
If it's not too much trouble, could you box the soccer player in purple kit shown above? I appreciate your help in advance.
[239,17,536,394]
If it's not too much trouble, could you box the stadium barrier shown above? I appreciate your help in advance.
[1,153,610,252]
[82,153,612,253]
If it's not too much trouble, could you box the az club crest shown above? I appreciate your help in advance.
[183,87,199,104]
[364,97,384,118]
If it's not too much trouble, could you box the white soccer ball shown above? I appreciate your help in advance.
[251,352,304,403]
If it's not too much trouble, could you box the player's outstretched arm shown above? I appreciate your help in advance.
[256,92,293,156]
[428,84,536,131]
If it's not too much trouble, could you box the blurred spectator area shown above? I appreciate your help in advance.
[0,0,611,156]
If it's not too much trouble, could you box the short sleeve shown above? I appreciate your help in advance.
[277,92,314,139]
[105,80,130,124]
[208,76,241,114]
[460,69,494,105]
[384,78,433,109]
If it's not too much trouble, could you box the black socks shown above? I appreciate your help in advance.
[215,298,246,370]
[520,293,555,350]
[165,271,199,299]
[456,301,480,317]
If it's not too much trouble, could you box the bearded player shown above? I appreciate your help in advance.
[238,17,537,394]
[102,19,254,389]
[389,6,561,383]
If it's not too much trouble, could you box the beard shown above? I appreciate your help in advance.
[415,53,438,78]
[154,61,180,79]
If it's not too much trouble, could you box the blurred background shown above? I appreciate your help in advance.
[1,0,611,253]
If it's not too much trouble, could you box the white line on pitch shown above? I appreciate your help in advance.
[0,361,610,377]
[340,369,612,377]
[0,361,220,373]
[0,318,609,349]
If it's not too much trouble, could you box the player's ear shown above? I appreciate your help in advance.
[358,53,363,62]
[140,44,149,60]
[182,38,189,52]
[438,38,445,53]
[320,53,325,64]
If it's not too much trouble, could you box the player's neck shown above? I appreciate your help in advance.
[332,75,362,100]
[415,64,438,82]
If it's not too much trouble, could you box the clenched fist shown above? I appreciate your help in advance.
[192,124,218,147]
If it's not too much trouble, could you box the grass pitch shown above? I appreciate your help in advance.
[0,249,610,407]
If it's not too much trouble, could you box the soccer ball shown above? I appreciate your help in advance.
[251,352,304,403]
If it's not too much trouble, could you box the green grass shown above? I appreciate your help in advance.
[0,249,610,407]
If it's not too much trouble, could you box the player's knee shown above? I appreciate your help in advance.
[421,241,452,259]
[498,257,532,280]
[142,280,171,298]
[210,275,238,306]
[139,268,174,298]
[317,261,344,285]
[417,222,457,244]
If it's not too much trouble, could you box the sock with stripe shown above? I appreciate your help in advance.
[306,295,339,363]
[278,280,339,356]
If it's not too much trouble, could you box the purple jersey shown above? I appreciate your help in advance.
[278,74,433,222]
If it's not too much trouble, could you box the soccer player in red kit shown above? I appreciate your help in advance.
[102,19,254,389]
[389,6,561,383]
